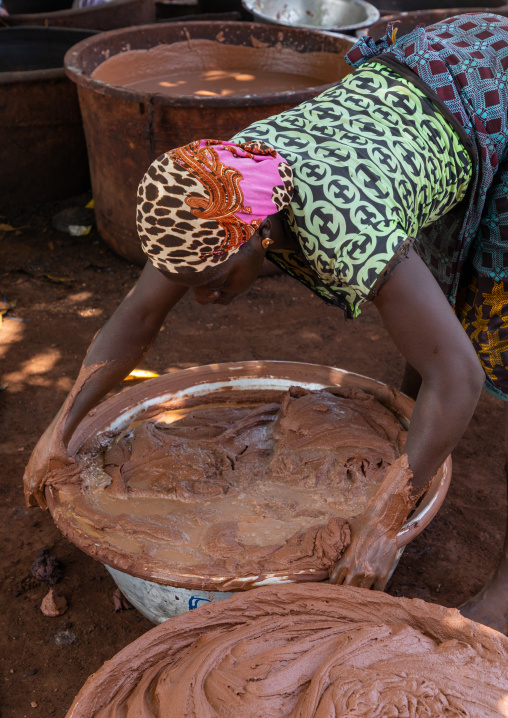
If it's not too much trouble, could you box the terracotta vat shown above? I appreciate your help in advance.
[2,0,155,30]
[0,27,96,207]
[46,361,452,623]
[64,21,355,265]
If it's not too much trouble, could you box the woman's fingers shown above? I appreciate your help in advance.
[330,564,374,588]
[373,574,389,592]
[330,565,384,589]
[343,571,375,588]
[359,575,376,589]
[329,566,348,585]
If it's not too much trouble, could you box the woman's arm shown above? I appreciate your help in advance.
[375,247,484,496]
[331,247,484,587]
[24,261,188,507]
[61,262,188,441]
[400,361,422,401]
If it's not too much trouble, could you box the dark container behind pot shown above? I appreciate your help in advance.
[363,6,508,39]
[199,0,243,13]
[3,0,155,30]
[0,27,96,207]
[64,21,355,265]
[155,0,247,20]
[372,0,508,13]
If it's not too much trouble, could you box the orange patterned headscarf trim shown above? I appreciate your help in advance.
[137,139,294,273]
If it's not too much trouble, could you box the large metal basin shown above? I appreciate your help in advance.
[361,6,508,39]
[0,27,96,207]
[242,0,380,33]
[64,21,355,265]
[3,0,155,30]
[46,361,452,623]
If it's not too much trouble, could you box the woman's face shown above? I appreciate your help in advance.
[161,233,266,306]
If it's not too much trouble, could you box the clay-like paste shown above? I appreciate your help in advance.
[90,39,345,97]
[46,386,408,588]
[66,583,508,718]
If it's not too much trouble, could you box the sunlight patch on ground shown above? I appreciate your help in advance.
[0,319,24,360]
[300,329,322,341]
[56,377,74,392]
[2,347,62,392]
[67,291,93,303]
[77,307,103,318]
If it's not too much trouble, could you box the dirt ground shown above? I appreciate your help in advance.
[1,195,506,717]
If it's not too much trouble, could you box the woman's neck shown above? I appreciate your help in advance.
[269,211,297,252]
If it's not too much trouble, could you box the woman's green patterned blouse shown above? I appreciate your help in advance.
[232,62,472,317]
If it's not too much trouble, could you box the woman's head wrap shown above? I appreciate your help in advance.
[137,139,294,274]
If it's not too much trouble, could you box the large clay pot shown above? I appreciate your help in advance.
[3,0,155,30]
[0,27,96,206]
[64,21,355,265]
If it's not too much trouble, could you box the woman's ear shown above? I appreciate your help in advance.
[258,218,275,250]
[259,218,272,239]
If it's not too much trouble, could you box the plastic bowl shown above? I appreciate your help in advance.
[47,361,452,622]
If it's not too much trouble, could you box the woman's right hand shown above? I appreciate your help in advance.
[23,409,76,508]
[23,264,189,509]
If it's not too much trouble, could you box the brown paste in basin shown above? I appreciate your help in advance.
[48,386,407,588]
[90,40,346,97]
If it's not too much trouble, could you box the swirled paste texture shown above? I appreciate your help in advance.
[49,386,407,588]
[66,584,508,718]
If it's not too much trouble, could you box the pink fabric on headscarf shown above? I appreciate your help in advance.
[203,141,290,226]
[137,138,294,274]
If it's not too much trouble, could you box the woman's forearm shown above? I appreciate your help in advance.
[404,371,481,497]
[400,362,422,401]
[374,247,484,500]
[62,317,160,442]
[24,265,188,508]
[56,262,188,442]
[63,284,188,442]
[332,249,484,587]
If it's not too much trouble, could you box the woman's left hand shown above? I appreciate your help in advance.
[329,514,399,590]
[329,455,413,591]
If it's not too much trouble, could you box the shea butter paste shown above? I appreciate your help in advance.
[66,583,508,718]
[48,386,408,588]
[90,40,345,97]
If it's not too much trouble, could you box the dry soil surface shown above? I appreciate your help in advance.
[0,196,505,717]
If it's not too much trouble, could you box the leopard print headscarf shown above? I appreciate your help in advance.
[137,139,294,273]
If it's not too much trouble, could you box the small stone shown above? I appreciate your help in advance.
[52,629,77,647]
[21,669,37,679]
[51,206,94,236]
[30,549,63,585]
[30,702,37,708]
[40,589,67,617]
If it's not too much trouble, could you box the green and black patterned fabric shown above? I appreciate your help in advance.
[232,62,472,317]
